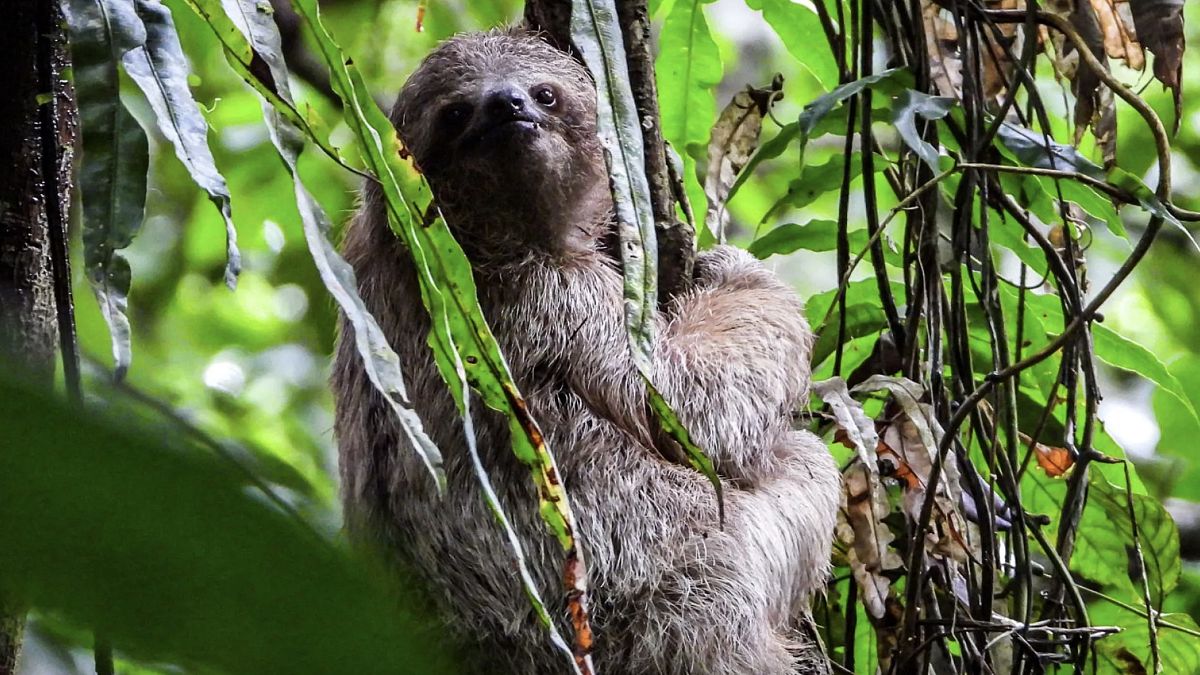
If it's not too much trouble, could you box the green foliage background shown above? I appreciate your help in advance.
[14,0,1200,671]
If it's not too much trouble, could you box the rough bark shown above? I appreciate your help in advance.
[0,0,77,671]
[524,0,695,302]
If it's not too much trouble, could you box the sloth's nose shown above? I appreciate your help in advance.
[484,85,528,120]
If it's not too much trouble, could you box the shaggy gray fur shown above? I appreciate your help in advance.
[332,28,841,674]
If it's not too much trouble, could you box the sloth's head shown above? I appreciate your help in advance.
[393,29,610,257]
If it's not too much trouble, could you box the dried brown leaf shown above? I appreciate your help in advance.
[703,77,782,242]
[1129,0,1185,131]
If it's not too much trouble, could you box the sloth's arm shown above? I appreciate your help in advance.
[559,246,814,483]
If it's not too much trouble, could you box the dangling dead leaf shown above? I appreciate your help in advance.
[854,375,970,563]
[814,378,903,620]
[1129,0,1185,132]
[703,76,783,242]
[922,2,962,98]
[838,463,904,620]
[1092,0,1144,70]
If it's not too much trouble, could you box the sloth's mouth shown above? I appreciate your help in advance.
[468,117,541,149]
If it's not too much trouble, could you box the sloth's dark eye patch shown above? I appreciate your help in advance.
[533,85,557,108]
[439,102,473,130]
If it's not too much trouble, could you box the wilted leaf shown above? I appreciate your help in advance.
[815,378,902,621]
[922,1,961,98]
[856,376,969,562]
[704,78,781,241]
[838,463,904,620]
[123,0,241,288]
[797,68,910,166]
[62,0,150,382]
[1093,0,1144,70]
[891,89,955,171]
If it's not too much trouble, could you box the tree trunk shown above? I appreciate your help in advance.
[0,0,77,671]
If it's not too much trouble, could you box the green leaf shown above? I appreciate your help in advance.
[1083,475,1181,606]
[994,121,1106,179]
[891,89,954,171]
[1091,603,1200,675]
[573,0,723,524]
[0,379,457,675]
[656,0,722,239]
[749,219,867,258]
[1154,355,1200,501]
[283,0,601,665]
[215,0,444,492]
[62,0,150,382]
[122,0,241,289]
[1093,323,1200,428]
[182,0,344,167]
[656,0,722,158]
[746,0,838,90]
[797,68,910,166]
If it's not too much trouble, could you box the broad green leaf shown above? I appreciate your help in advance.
[1153,355,1200,501]
[749,219,867,258]
[572,0,723,526]
[62,0,150,382]
[891,89,954,171]
[1083,475,1181,606]
[1092,323,1200,428]
[656,0,722,240]
[1091,603,1200,675]
[765,151,867,217]
[807,279,906,368]
[657,0,722,159]
[745,0,838,90]
[0,379,457,675]
[123,0,241,289]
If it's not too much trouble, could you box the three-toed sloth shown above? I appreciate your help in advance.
[331,28,840,675]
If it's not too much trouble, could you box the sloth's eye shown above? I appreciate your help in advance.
[533,86,557,108]
[440,103,472,128]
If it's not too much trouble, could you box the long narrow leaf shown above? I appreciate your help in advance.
[62,0,150,382]
[259,1,596,669]
[572,0,724,522]
[123,0,241,289]
[208,0,444,490]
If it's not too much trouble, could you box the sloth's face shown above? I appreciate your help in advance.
[392,30,605,240]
